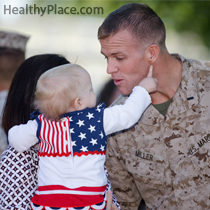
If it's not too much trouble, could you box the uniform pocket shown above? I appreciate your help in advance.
[125,148,166,181]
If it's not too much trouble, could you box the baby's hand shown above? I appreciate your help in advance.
[139,66,157,93]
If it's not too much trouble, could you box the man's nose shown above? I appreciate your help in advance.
[107,61,118,74]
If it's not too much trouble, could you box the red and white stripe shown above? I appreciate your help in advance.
[31,185,107,207]
[38,115,71,157]
[36,185,106,195]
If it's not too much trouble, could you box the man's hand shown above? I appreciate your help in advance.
[139,65,157,93]
[106,191,120,210]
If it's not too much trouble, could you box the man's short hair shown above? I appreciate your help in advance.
[98,3,166,49]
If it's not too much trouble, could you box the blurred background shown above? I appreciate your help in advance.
[1,0,210,94]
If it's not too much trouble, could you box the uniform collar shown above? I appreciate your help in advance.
[140,54,199,125]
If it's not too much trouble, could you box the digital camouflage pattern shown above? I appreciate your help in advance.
[106,54,210,210]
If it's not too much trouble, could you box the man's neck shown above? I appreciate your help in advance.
[150,53,182,104]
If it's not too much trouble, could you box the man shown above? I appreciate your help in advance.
[0,31,29,157]
[98,3,210,210]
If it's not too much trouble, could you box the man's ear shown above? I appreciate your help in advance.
[73,97,83,111]
[145,45,160,64]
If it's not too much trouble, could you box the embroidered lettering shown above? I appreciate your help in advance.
[135,150,153,161]
[188,145,198,155]
[197,139,206,148]
[204,133,210,142]
[188,133,210,156]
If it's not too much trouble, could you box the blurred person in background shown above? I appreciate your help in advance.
[0,30,29,157]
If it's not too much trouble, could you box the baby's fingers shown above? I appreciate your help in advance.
[147,65,153,78]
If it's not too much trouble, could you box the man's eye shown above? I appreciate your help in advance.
[116,57,124,60]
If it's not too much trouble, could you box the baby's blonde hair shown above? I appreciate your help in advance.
[34,63,88,120]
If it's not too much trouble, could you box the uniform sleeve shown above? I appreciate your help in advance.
[103,86,151,136]
[106,134,141,209]
[8,119,39,152]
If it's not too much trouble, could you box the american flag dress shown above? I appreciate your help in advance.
[31,103,108,210]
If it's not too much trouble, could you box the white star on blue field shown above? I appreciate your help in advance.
[65,103,107,156]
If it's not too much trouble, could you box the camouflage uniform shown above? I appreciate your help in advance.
[106,54,210,210]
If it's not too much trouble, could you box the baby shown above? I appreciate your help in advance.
[9,63,157,210]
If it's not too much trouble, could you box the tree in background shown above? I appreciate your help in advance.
[34,0,210,49]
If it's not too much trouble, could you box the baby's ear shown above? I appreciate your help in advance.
[73,98,82,111]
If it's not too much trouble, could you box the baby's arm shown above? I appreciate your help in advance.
[8,119,39,152]
[104,66,157,135]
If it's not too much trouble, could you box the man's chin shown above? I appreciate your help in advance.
[119,88,132,96]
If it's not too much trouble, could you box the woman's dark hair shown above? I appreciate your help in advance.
[2,54,70,136]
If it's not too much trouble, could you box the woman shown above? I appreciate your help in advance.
[0,54,70,210]
[0,54,120,210]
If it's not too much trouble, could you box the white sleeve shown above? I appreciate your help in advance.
[8,119,39,152]
[104,86,151,136]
